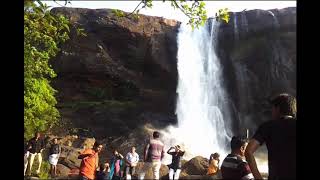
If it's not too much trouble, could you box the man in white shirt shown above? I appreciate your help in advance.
[125,146,139,180]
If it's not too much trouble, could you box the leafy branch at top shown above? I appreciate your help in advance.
[52,0,230,29]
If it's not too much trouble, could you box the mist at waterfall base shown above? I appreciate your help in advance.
[160,19,269,174]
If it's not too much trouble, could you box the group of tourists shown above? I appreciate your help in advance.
[78,131,184,180]
[24,93,296,180]
[24,134,61,177]
[77,130,185,180]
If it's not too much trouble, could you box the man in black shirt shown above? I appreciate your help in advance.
[25,132,45,176]
[221,136,254,180]
[245,93,296,179]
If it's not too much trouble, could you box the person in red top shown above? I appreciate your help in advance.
[78,141,103,180]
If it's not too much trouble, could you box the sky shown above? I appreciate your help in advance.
[44,1,296,22]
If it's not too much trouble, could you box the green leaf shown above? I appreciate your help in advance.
[191,24,195,30]
[199,2,205,8]
[62,23,70,32]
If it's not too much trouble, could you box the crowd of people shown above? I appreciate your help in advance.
[24,93,296,180]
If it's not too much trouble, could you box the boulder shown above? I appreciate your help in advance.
[56,164,71,177]
[81,138,96,149]
[59,145,82,168]
[181,156,209,175]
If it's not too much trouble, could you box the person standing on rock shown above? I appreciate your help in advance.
[207,152,220,177]
[245,93,296,180]
[125,146,139,180]
[221,136,254,180]
[139,131,165,180]
[48,138,61,177]
[167,145,185,180]
[25,132,45,176]
[78,141,103,180]
[109,150,124,180]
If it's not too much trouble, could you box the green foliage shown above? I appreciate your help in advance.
[112,9,125,17]
[29,159,50,179]
[176,1,207,29]
[24,1,70,139]
[170,1,230,29]
[216,8,230,23]
[39,161,51,179]
[76,27,87,37]
[144,0,153,8]
[132,13,140,21]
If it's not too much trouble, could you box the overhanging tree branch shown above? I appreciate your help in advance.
[172,0,192,18]
[124,0,144,17]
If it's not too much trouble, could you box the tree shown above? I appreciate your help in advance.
[24,0,70,139]
[54,0,230,29]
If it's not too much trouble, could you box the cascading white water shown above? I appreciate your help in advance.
[268,10,280,29]
[160,17,270,175]
[240,12,249,34]
[233,12,239,41]
[163,19,232,163]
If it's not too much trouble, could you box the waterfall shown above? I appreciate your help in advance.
[232,61,254,133]
[240,12,249,34]
[233,12,239,41]
[268,10,280,29]
[163,19,233,163]
[160,16,272,175]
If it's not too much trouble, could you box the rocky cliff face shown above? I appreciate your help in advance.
[50,7,180,138]
[217,7,296,134]
[50,7,296,138]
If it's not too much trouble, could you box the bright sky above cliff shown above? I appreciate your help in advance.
[44,1,296,22]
